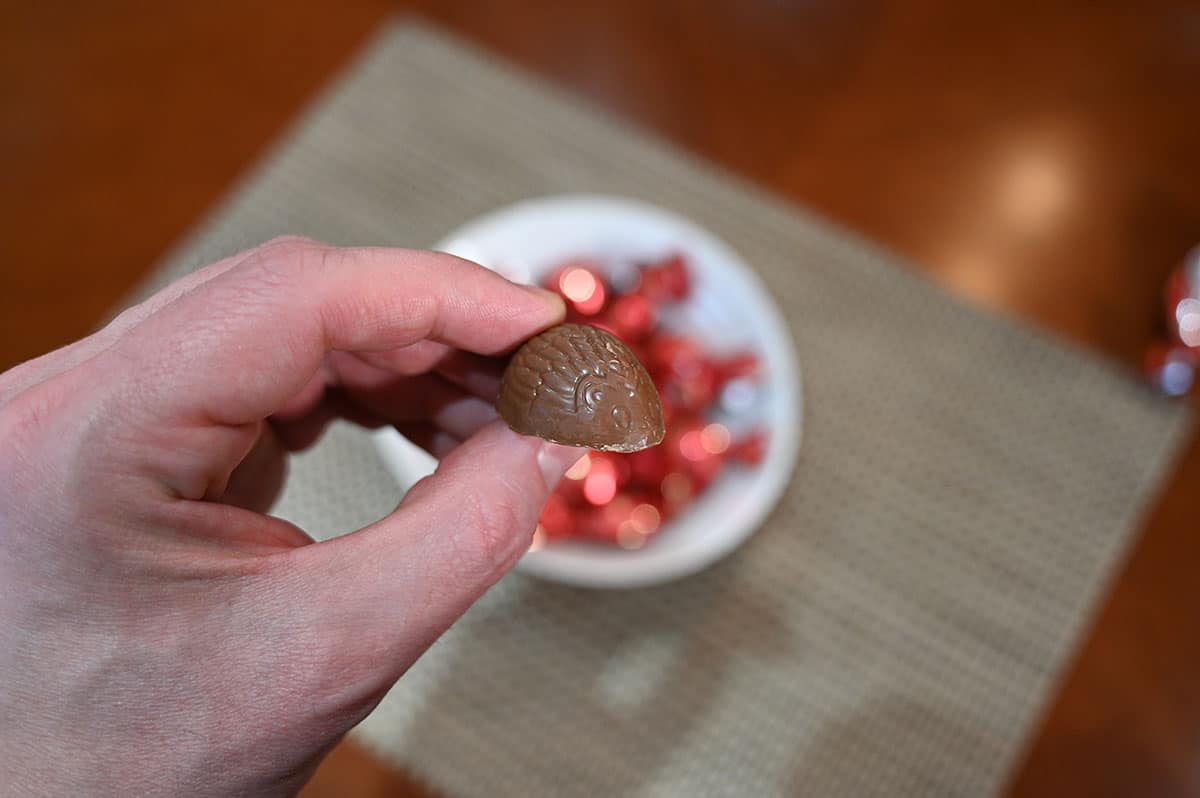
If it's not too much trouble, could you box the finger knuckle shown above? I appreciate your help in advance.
[456,482,526,575]
[258,234,323,259]
[240,236,327,286]
[105,302,144,331]
[0,382,63,471]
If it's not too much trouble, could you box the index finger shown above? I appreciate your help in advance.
[105,237,564,428]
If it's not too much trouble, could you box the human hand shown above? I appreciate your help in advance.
[0,237,580,796]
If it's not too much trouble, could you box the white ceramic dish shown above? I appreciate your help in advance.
[372,195,802,588]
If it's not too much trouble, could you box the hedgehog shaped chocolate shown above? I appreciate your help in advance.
[497,324,666,452]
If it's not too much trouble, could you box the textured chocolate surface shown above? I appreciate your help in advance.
[497,324,666,451]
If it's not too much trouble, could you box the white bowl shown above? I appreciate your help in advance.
[373,195,802,588]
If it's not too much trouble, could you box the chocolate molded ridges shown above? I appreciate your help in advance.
[497,323,666,452]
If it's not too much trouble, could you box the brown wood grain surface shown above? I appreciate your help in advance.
[2,2,1198,795]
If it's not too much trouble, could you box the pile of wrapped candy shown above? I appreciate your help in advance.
[1145,246,1200,397]
[532,253,766,550]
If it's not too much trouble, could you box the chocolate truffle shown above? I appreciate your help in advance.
[497,324,666,452]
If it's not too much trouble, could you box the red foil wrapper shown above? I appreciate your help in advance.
[546,261,608,317]
[604,294,658,343]
[637,253,691,301]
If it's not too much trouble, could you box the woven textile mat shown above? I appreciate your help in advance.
[131,21,1191,798]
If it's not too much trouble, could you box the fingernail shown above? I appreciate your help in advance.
[537,441,586,489]
[525,285,567,321]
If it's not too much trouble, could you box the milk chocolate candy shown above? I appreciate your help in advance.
[497,324,666,452]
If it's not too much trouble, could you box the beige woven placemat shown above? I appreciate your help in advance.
[134,21,1191,798]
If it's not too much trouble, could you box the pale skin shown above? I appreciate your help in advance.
[0,237,581,796]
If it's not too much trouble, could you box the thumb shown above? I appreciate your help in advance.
[296,421,582,675]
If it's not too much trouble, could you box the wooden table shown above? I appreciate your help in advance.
[3,2,1198,795]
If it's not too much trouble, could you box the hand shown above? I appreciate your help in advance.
[0,237,580,796]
